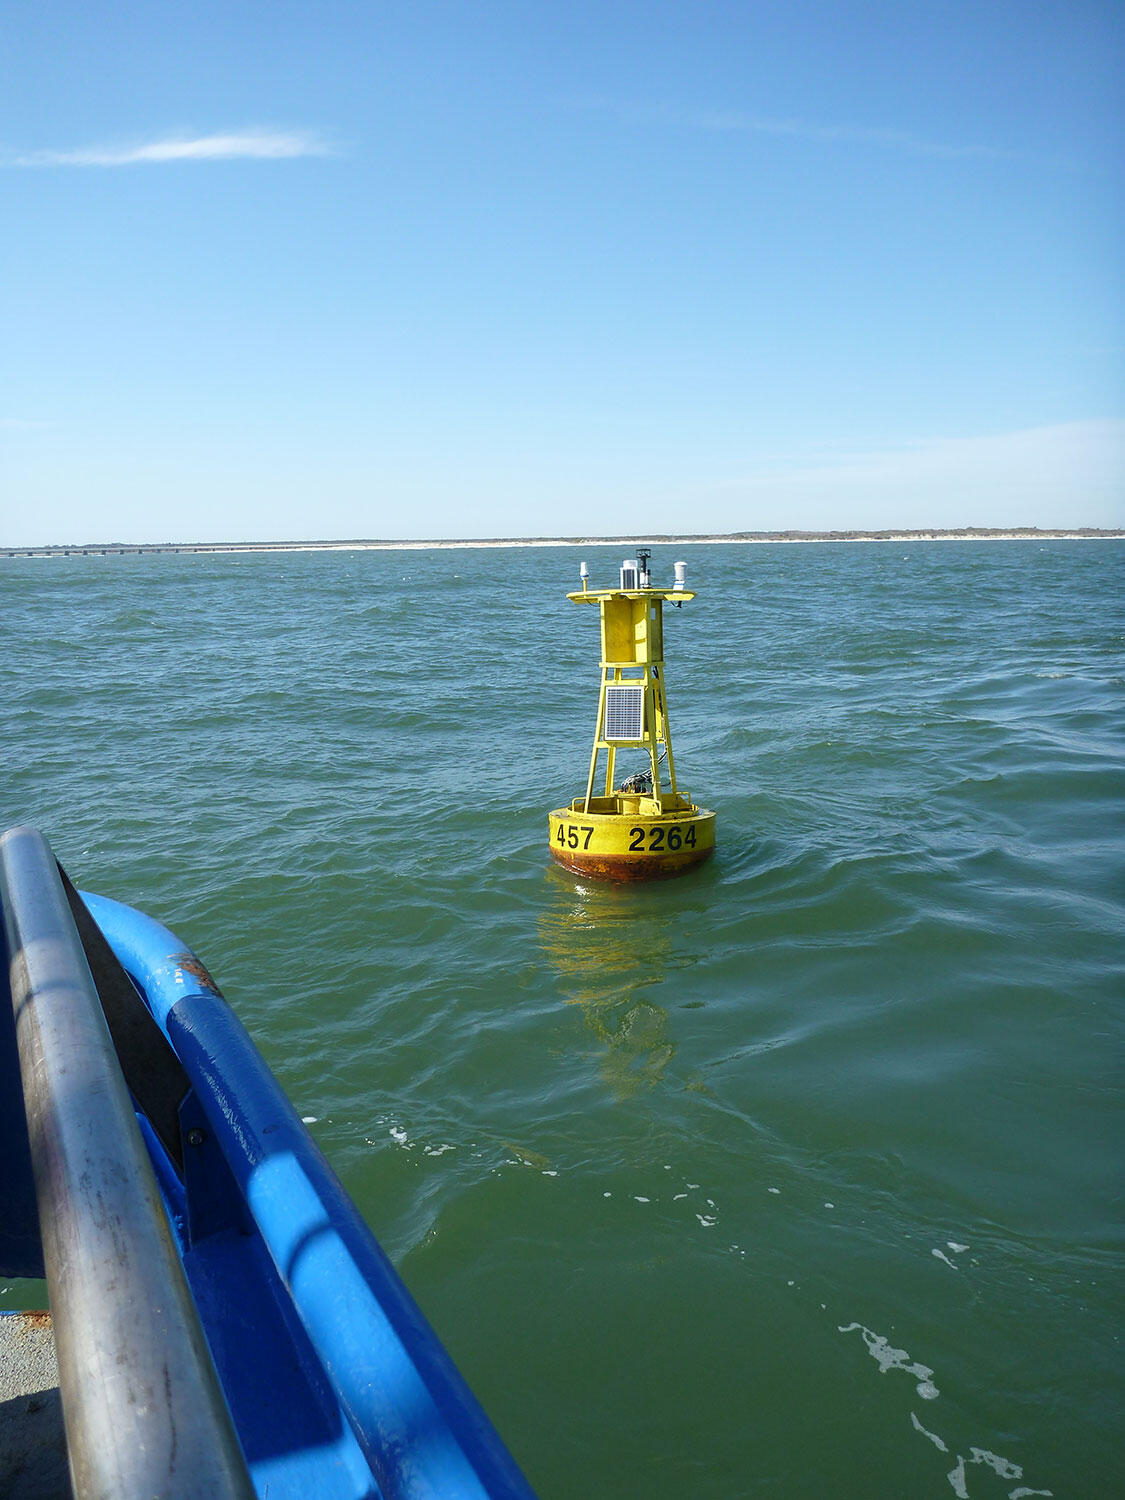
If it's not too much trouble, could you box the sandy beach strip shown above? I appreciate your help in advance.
[4,529,1122,558]
[214,530,1122,552]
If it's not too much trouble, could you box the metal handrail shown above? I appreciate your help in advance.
[0,826,255,1500]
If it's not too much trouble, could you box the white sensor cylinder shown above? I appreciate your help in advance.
[673,560,687,590]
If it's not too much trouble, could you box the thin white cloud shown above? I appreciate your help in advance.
[703,420,1125,530]
[568,97,1058,167]
[693,111,1023,162]
[6,130,332,167]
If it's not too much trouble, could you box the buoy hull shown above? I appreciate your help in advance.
[548,803,716,882]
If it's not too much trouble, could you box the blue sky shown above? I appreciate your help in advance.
[2,0,1122,543]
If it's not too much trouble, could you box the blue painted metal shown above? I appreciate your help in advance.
[0,944,42,1279]
[82,892,537,1500]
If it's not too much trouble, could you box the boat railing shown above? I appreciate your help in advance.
[0,825,256,1500]
[85,887,538,1500]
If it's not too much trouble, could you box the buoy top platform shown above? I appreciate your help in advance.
[549,549,716,881]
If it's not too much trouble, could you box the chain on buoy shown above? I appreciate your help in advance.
[548,549,716,881]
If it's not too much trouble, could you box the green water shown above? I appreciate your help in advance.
[3,541,1122,1498]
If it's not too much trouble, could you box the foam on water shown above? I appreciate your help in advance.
[838,1322,940,1399]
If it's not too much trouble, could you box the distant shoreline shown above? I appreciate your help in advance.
[3,527,1122,559]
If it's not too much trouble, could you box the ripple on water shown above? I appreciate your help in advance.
[2,540,1122,1498]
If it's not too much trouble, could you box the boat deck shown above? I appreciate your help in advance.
[0,1311,71,1499]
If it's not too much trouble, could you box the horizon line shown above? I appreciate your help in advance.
[5,527,1124,557]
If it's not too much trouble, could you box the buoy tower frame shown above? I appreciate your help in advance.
[549,551,716,881]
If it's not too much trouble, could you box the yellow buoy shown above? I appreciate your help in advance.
[549,549,716,881]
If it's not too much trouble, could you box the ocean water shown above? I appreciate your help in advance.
[2,539,1122,1499]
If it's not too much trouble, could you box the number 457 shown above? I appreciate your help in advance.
[556,824,593,850]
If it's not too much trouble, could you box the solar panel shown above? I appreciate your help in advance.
[604,684,645,740]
